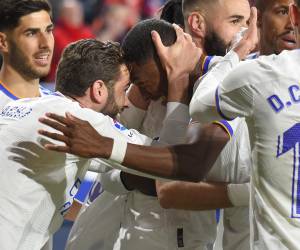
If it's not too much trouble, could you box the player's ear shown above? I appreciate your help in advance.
[0,32,9,53]
[187,12,206,39]
[90,80,108,104]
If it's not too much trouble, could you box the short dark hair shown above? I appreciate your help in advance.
[160,0,185,28]
[56,39,125,97]
[0,0,52,32]
[297,0,300,7]
[121,19,176,67]
[182,0,219,19]
[255,0,267,12]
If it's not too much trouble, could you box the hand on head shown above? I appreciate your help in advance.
[151,24,202,82]
[233,7,259,60]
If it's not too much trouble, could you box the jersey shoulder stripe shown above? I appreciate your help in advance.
[213,119,234,139]
[202,56,214,75]
[0,81,19,100]
[215,86,234,121]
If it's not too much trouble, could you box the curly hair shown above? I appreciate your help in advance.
[56,39,125,97]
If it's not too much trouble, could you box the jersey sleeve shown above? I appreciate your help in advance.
[201,55,223,75]
[212,118,241,140]
[190,50,240,123]
[74,107,152,146]
[158,102,190,145]
[118,100,146,130]
[216,62,255,120]
[99,169,130,195]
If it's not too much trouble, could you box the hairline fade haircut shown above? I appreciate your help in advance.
[121,18,177,68]
[0,0,52,32]
[182,0,220,19]
[56,39,125,97]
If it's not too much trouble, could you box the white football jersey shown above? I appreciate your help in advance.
[0,93,151,250]
[195,49,300,250]
[0,81,52,109]
[191,51,252,250]
[114,102,249,250]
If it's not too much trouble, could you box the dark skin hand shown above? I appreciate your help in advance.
[38,112,229,182]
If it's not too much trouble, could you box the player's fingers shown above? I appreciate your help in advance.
[45,112,72,126]
[151,30,166,57]
[66,112,88,126]
[38,129,70,145]
[39,117,72,136]
[44,144,71,153]
[244,7,258,40]
[173,23,185,42]
[183,32,193,43]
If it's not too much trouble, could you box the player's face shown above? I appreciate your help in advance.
[129,60,168,101]
[259,0,296,55]
[102,65,130,118]
[5,10,54,79]
[205,0,250,55]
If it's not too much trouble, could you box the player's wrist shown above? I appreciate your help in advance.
[108,138,128,164]
[167,74,191,104]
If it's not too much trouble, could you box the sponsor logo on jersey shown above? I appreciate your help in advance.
[113,119,128,131]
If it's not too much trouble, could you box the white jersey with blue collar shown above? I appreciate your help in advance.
[0,93,151,250]
[0,81,53,109]
[193,49,300,249]
[215,49,300,250]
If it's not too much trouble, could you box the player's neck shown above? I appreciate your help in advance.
[0,63,41,98]
[190,59,202,85]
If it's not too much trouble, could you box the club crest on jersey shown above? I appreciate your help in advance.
[113,119,128,131]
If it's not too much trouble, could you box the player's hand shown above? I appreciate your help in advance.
[233,7,258,60]
[38,112,113,158]
[151,24,202,82]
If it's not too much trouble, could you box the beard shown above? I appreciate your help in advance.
[101,86,123,118]
[204,30,229,56]
[8,38,51,80]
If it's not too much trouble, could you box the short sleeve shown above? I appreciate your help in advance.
[216,63,255,120]
[190,50,240,123]
[74,107,152,146]
[213,118,242,139]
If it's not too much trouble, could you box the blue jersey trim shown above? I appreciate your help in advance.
[39,85,53,96]
[219,120,234,137]
[215,86,234,121]
[0,82,19,100]
[203,56,213,75]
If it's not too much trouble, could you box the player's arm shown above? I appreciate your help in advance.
[39,113,229,182]
[155,120,249,209]
[156,180,250,210]
[155,180,232,210]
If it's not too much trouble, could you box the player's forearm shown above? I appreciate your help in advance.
[156,181,232,210]
[167,73,191,105]
[114,123,229,182]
